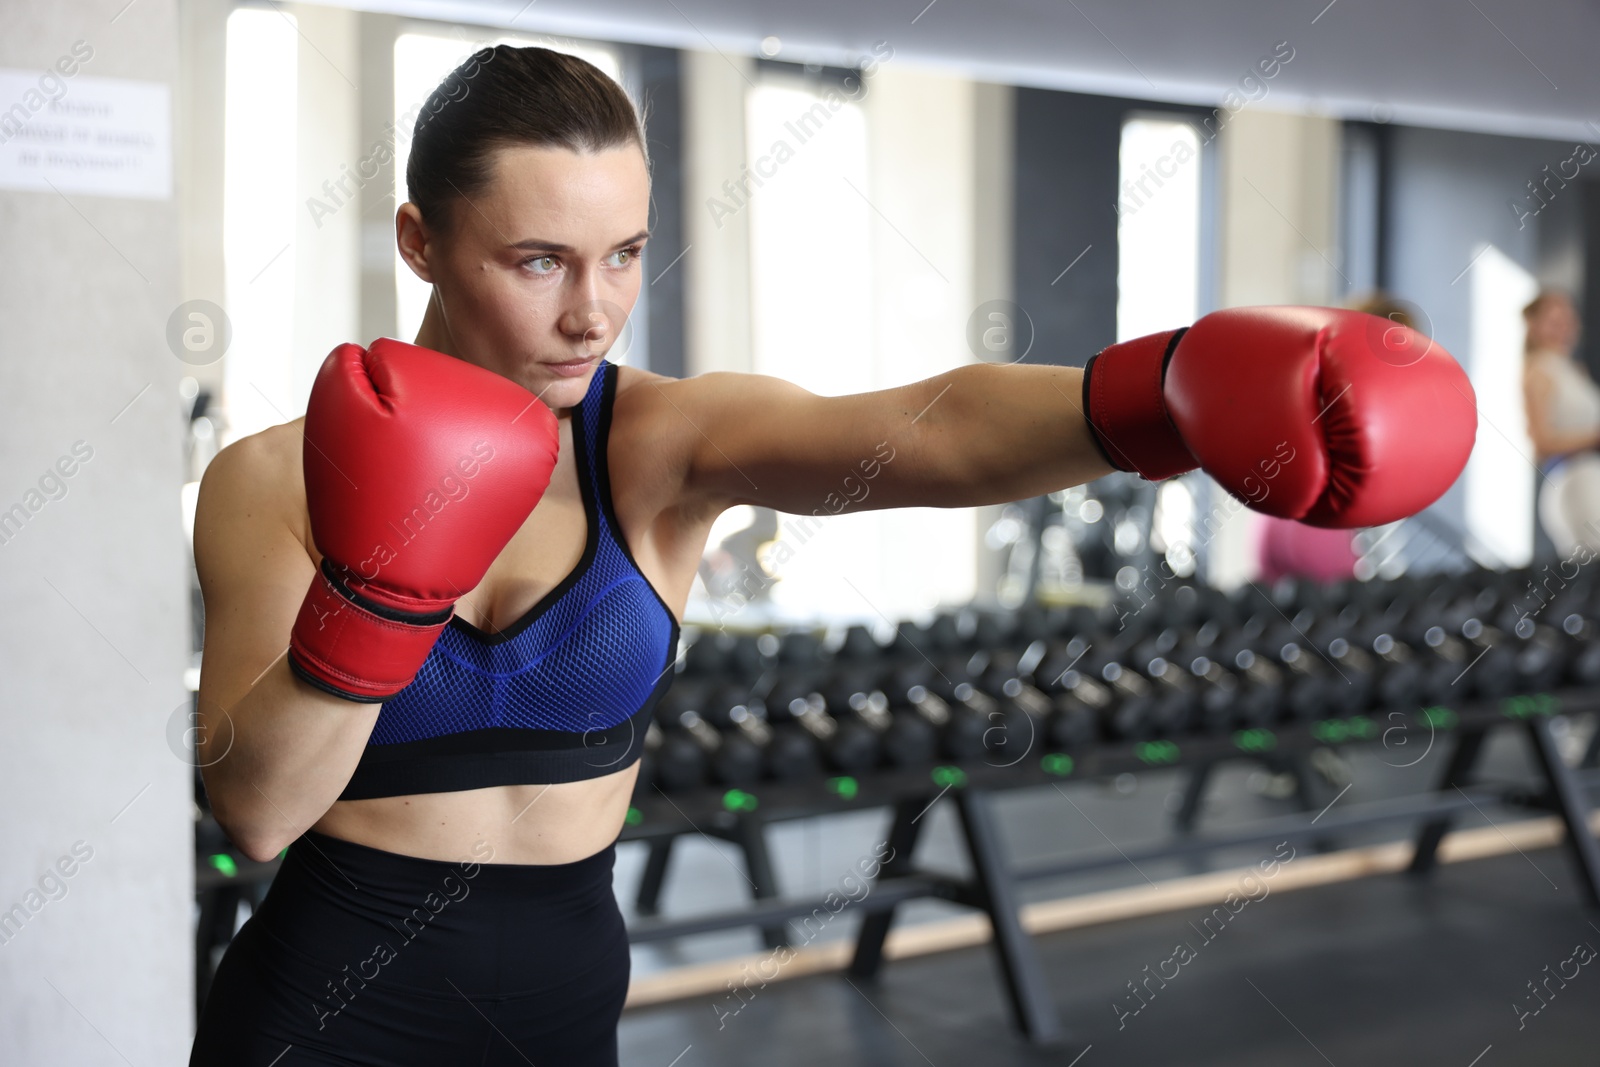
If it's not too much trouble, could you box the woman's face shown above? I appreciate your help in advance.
[1529,295,1580,354]
[404,143,652,409]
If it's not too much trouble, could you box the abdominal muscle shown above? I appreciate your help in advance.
[309,762,642,865]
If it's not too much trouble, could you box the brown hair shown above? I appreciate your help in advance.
[405,45,647,229]
[1348,291,1421,333]
[1522,290,1573,354]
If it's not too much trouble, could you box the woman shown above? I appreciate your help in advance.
[1523,290,1600,555]
[187,46,1469,1065]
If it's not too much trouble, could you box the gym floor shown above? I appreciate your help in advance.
[616,726,1600,1065]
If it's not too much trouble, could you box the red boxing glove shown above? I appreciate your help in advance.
[1082,306,1477,528]
[288,339,560,702]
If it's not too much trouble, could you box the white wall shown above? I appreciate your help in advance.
[0,0,192,1061]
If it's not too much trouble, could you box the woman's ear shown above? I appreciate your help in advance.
[396,202,434,284]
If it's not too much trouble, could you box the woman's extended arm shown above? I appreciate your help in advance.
[658,307,1479,531]
[657,362,1113,516]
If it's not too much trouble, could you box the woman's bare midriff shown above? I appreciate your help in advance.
[310,767,642,865]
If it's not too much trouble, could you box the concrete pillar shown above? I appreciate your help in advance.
[681,49,754,377]
[178,0,229,399]
[972,81,1015,609]
[0,0,192,1061]
[356,13,401,347]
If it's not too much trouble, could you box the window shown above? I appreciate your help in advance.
[740,74,884,622]
[1116,115,1203,577]
[1466,243,1536,566]
[718,68,981,626]
[220,7,298,446]
[1115,116,1201,342]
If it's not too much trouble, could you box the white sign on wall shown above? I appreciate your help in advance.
[0,72,171,200]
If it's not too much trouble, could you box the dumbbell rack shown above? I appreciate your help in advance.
[620,689,1600,1047]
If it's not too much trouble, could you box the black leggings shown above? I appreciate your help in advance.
[190,830,630,1066]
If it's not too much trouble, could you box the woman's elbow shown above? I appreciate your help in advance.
[206,791,289,863]
[236,835,289,865]
[226,816,290,864]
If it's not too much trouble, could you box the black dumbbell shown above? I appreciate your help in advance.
[835,624,884,662]
[1490,603,1569,694]
[1185,650,1280,734]
[973,648,1056,763]
[1559,610,1600,686]
[646,712,706,793]
[701,681,821,783]
[657,681,764,787]
[820,665,935,769]
[1318,633,1378,716]
[1199,616,1287,728]
[1365,629,1427,711]
[1449,613,1518,701]
[885,657,988,760]
[764,671,880,774]
[682,632,730,677]
[1268,628,1359,720]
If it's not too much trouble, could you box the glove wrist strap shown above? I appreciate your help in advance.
[1082,327,1198,482]
[287,561,451,703]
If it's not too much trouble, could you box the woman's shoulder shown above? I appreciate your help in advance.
[611,362,701,425]
[612,361,692,397]
[198,417,311,554]
[610,362,758,443]
[610,362,693,446]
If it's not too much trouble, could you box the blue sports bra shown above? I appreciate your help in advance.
[338,359,681,801]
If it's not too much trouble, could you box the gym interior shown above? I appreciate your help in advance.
[3,1,1600,1063]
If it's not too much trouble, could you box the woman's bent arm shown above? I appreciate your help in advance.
[192,432,380,862]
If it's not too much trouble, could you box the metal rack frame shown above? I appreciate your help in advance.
[620,693,1600,1048]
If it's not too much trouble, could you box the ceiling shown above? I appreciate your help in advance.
[321,0,1600,143]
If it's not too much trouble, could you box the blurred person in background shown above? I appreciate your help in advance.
[1523,291,1600,556]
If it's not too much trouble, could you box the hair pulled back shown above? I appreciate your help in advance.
[405,45,646,228]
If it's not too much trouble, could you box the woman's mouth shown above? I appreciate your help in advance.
[543,356,596,378]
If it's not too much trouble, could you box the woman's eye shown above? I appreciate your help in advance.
[608,247,641,268]
[525,255,559,274]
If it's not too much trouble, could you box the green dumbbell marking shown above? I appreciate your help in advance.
[1312,720,1348,744]
[1421,706,1458,730]
[826,776,860,800]
[1503,694,1559,719]
[1135,740,1180,765]
[1233,728,1277,753]
[1041,753,1075,777]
